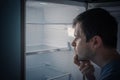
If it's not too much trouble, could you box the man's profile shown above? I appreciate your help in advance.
[72,8,120,80]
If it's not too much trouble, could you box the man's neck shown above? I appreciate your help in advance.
[91,48,120,68]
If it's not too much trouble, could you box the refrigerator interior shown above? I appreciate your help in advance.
[25,1,88,80]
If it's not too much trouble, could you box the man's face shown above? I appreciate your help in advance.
[72,23,94,61]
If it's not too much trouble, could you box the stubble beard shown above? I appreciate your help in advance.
[77,53,89,61]
[77,47,91,61]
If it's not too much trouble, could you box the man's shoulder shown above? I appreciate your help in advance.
[99,59,120,80]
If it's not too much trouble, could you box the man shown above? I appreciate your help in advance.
[72,8,120,80]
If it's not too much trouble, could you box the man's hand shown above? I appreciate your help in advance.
[74,55,96,80]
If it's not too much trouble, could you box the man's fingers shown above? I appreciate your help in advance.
[79,61,85,70]
[80,63,89,74]
[80,63,95,75]
[74,55,80,66]
[73,55,94,75]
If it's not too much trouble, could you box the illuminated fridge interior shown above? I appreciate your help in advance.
[25,1,89,80]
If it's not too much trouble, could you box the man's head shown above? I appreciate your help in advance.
[72,8,118,61]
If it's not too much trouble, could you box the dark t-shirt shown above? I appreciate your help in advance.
[99,59,120,80]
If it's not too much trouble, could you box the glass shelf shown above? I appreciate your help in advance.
[26,64,71,80]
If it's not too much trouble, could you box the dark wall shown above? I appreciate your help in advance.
[0,0,24,80]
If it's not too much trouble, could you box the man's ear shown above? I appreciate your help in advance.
[90,36,102,49]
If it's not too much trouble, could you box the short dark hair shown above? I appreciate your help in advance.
[73,8,118,48]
